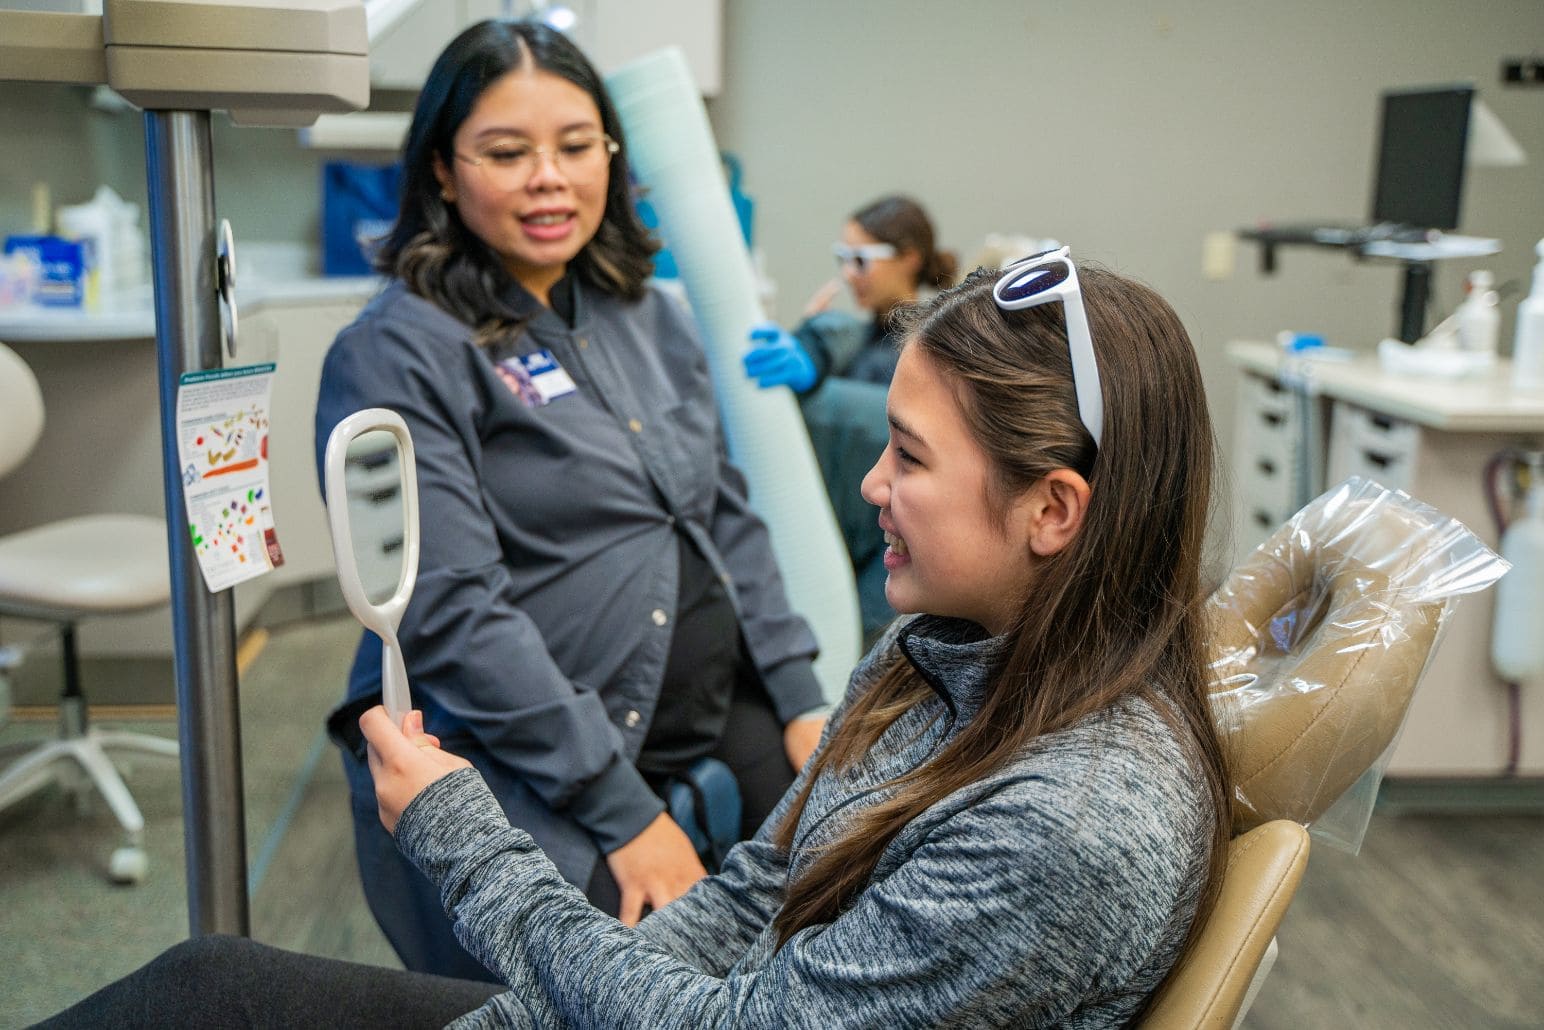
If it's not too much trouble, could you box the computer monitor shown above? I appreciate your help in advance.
[1370,84,1474,231]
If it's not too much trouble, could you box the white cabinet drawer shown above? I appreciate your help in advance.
[1327,402,1420,491]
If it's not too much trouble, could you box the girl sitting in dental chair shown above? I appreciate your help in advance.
[44,252,1232,1029]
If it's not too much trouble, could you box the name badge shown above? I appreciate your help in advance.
[495,348,578,407]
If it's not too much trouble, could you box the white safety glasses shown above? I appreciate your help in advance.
[831,242,897,273]
[993,246,1104,450]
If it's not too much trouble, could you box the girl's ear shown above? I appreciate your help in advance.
[1021,469,1092,557]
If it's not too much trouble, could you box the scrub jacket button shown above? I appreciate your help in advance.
[625,709,641,728]
[666,515,676,526]
[628,418,643,433]
[651,608,668,626]
[577,336,589,349]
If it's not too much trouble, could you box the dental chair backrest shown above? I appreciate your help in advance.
[1141,477,1500,1029]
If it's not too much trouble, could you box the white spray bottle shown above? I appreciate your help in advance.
[1511,239,1544,391]
[1457,269,1499,355]
[1491,452,1544,682]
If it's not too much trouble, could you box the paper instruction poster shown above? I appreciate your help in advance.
[175,362,285,592]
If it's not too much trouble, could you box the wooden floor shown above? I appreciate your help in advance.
[2,614,1541,1027]
[1251,812,1543,1028]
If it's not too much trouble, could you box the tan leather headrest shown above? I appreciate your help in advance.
[1207,497,1444,834]
[1140,820,1310,1029]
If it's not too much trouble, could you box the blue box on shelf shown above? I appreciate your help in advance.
[3,235,89,307]
[322,161,402,276]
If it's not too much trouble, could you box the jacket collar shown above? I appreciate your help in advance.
[895,615,1009,722]
[497,272,589,336]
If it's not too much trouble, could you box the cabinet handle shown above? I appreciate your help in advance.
[1369,414,1394,431]
[1253,510,1273,528]
[1261,412,1283,427]
[1257,459,1276,476]
[1362,451,1391,469]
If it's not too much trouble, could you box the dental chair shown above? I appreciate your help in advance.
[1141,477,1500,1029]
[0,340,177,884]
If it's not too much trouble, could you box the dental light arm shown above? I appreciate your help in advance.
[0,0,369,127]
[0,11,107,85]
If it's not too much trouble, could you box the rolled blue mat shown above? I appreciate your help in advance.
[606,48,861,702]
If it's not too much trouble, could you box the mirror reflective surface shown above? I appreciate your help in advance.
[342,429,407,607]
[324,407,420,725]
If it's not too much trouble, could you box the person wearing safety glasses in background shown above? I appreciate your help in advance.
[744,194,957,394]
[743,195,957,638]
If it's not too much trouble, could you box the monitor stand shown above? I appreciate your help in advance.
[1238,225,1501,342]
[1397,259,1433,344]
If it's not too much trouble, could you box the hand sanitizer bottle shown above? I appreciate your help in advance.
[1512,240,1544,391]
[1457,270,1499,354]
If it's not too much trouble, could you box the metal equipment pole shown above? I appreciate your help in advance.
[143,109,250,937]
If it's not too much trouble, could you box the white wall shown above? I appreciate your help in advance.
[705,0,1544,466]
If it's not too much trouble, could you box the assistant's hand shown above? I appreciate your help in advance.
[360,706,471,835]
[783,714,826,772]
[743,321,817,392]
[605,811,708,926]
[802,277,843,318]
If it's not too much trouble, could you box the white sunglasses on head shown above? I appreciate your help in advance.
[831,242,897,273]
[993,246,1104,451]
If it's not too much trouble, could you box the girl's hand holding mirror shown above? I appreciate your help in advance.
[360,706,470,835]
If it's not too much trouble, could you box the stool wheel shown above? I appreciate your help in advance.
[109,845,148,885]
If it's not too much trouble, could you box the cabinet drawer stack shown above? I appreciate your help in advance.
[1234,372,1308,545]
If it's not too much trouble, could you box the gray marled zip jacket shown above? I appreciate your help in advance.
[395,615,1214,1028]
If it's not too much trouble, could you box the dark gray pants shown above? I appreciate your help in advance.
[34,934,508,1029]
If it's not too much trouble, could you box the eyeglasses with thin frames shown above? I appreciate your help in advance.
[992,246,1104,450]
[832,242,897,273]
[454,133,619,191]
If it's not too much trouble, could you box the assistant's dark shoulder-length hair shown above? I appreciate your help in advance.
[376,19,658,342]
[852,194,958,291]
[772,265,1232,983]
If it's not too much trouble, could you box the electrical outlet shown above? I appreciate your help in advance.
[1202,231,1236,281]
[1501,58,1544,87]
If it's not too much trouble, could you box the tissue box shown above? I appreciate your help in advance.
[3,235,90,307]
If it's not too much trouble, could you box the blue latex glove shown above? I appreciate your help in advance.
[743,321,818,392]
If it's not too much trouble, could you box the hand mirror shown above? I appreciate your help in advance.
[323,408,420,725]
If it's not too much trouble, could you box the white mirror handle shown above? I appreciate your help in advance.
[323,407,420,726]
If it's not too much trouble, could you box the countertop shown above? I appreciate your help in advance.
[1227,339,1544,433]
[0,274,380,343]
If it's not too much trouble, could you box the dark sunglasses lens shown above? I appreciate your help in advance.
[997,260,1070,303]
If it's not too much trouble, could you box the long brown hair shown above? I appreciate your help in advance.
[771,264,1232,957]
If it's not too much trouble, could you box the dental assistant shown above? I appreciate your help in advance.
[743,194,957,394]
[313,19,827,982]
